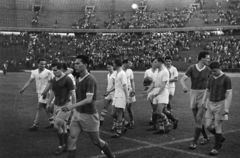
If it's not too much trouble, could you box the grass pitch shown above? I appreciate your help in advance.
[0,71,240,158]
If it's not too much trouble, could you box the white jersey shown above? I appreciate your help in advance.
[107,71,116,94]
[114,70,128,98]
[153,68,169,93]
[144,68,158,80]
[125,69,134,89]
[31,68,53,93]
[167,66,178,88]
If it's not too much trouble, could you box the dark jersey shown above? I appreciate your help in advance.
[52,75,74,106]
[185,64,211,90]
[76,74,97,114]
[207,74,232,102]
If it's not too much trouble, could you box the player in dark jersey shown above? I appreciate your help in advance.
[61,55,115,158]
[46,62,76,155]
[180,51,211,149]
[201,61,232,155]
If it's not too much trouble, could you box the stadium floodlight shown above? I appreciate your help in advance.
[132,3,138,10]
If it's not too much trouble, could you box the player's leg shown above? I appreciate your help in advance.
[100,99,112,125]
[88,132,115,158]
[147,103,158,131]
[29,102,44,131]
[153,103,171,134]
[42,103,54,129]
[67,121,81,158]
[112,107,124,138]
[163,106,178,129]
[111,104,117,131]
[54,109,70,155]
[210,120,223,155]
[167,93,173,111]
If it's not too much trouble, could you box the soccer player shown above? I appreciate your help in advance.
[61,55,115,158]
[2,62,7,78]
[20,58,54,131]
[46,62,76,155]
[99,62,116,126]
[122,59,136,128]
[164,56,179,129]
[201,61,231,155]
[143,57,171,134]
[143,59,158,125]
[180,51,211,149]
[111,58,129,138]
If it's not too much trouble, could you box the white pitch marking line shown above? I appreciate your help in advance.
[94,128,240,158]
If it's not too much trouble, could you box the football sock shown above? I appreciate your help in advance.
[159,122,164,130]
[163,108,176,122]
[64,133,69,146]
[100,110,108,121]
[58,133,64,146]
[193,127,202,144]
[101,142,115,158]
[67,149,76,158]
[167,103,172,111]
[49,117,54,124]
[214,133,222,149]
[201,125,209,139]
[152,114,158,127]
[162,114,170,126]
[116,121,122,134]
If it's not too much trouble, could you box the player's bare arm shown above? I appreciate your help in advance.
[224,90,232,114]
[61,93,93,112]
[20,78,34,94]
[180,75,189,93]
[201,89,210,108]
[42,80,52,98]
[46,90,55,111]
[169,76,178,83]
[123,84,129,103]
[130,78,136,97]
[70,90,76,105]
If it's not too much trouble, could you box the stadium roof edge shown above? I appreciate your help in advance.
[0,26,240,33]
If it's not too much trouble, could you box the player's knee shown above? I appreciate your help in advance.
[196,117,203,126]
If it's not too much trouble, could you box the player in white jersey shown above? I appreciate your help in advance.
[100,62,116,126]
[164,56,179,129]
[111,59,129,138]
[20,58,54,131]
[143,57,171,134]
[143,59,158,125]
[122,59,136,128]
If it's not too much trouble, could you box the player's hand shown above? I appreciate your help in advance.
[149,94,155,101]
[61,104,72,112]
[183,86,188,93]
[129,91,135,97]
[42,92,47,99]
[223,109,229,115]
[103,91,109,97]
[19,89,24,94]
[46,104,51,112]
[142,91,148,97]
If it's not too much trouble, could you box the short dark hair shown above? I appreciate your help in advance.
[62,62,68,71]
[76,55,89,66]
[165,56,172,61]
[37,58,46,63]
[52,58,60,64]
[114,59,122,67]
[198,51,209,61]
[107,61,114,66]
[157,57,165,63]
[51,62,63,70]
[123,59,129,64]
[209,61,221,69]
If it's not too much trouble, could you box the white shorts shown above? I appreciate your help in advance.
[54,104,71,121]
[38,93,49,104]
[112,97,126,109]
[147,89,155,101]
[105,92,114,100]
[128,88,136,103]
[151,88,169,104]
[168,87,175,96]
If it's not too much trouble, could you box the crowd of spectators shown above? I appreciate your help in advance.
[1,31,240,71]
